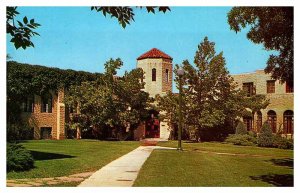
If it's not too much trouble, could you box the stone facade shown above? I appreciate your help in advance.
[137,58,172,97]
[232,70,294,136]
[20,89,65,140]
[135,48,173,139]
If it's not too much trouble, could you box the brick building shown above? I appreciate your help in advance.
[232,70,294,137]
[20,89,66,139]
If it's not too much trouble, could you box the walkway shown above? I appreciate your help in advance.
[6,171,94,187]
[78,145,175,187]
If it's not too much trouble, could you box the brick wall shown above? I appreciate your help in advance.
[21,89,66,139]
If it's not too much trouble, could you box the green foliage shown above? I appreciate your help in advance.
[7,123,34,142]
[156,37,268,142]
[273,136,293,150]
[91,6,170,28]
[7,7,41,49]
[7,61,100,97]
[228,7,293,83]
[235,121,247,135]
[7,61,101,141]
[7,143,34,172]
[258,122,274,147]
[225,134,257,146]
[65,58,150,140]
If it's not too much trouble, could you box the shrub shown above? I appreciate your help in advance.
[273,135,294,149]
[7,123,34,142]
[257,122,274,147]
[235,121,247,135]
[7,143,34,172]
[225,134,256,146]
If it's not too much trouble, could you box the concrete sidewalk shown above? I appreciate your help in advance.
[78,146,175,187]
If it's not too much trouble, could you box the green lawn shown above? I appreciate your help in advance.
[7,139,140,179]
[134,141,293,187]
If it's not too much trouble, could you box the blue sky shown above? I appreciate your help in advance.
[7,6,273,77]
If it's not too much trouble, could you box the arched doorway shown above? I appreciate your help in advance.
[145,109,160,138]
[283,110,293,134]
[256,111,262,132]
[267,110,277,133]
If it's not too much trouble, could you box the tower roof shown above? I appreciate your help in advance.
[137,48,173,60]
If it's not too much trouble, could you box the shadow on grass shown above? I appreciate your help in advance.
[30,151,76,161]
[250,174,293,187]
[269,158,293,168]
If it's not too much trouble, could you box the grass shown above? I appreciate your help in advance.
[133,141,293,187]
[7,139,140,179]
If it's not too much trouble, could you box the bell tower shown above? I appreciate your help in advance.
[136,48,173,97]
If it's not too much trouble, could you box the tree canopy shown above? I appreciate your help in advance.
[227,7,293,83]
[65,59,151,140]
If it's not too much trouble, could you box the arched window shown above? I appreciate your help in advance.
[41,93,53,113]
[152,68,156,81]
[283,110,293,134]
[165,69,169,82]
[267,110,277,133]
[243,116,253,131]
[256,111,262,132]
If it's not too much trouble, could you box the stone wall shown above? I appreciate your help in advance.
[232,70,294,134]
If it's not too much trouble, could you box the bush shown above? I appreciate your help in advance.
[7,143,34,172]
[273,135,293,149]
[7,123,34,142]
[257,122,274,147]
[235,121,247,135]
[225,134,257,146]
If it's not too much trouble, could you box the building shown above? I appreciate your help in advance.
[19,50,293,140]
[20,89,66,139]
[134,48,173,140]
[232,70,294,137]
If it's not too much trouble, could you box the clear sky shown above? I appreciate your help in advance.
[7,6,273,78]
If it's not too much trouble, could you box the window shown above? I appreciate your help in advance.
[267,110,277,133]
[41,93,52,113]
[243,116,253,131]
[286,81,293,93]
[283,110,293,134]
[152,68,156,81]
[242,82,254,96]
[40,127,52,139]
[165,69,169,82]
[22,96,34,112]
[267,80,275,93]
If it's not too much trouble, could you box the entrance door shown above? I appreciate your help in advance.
[41,127,52,139]
[145,119,160,138]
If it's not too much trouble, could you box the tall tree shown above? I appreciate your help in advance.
[228,7,293,83]
[157,37,269,141]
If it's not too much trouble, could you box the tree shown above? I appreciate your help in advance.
[65,58,151,140]
[227,7,293,83]
[157,37,269,141]
[91,6,170,28]
[6,7,41,49]
[257,122,274,147]
[235,121,247,135]
[7,6,170,50]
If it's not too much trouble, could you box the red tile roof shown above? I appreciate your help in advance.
[137,48,173,60]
